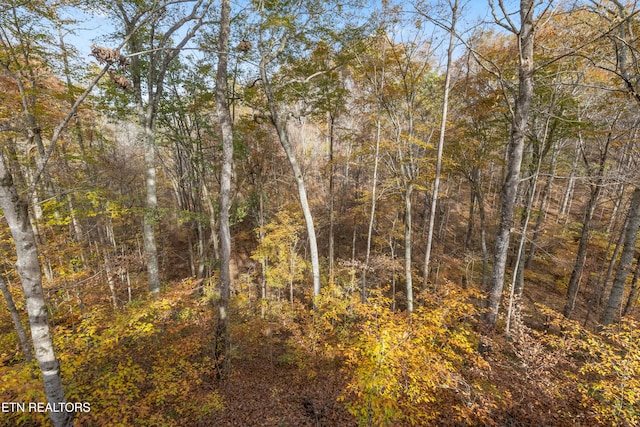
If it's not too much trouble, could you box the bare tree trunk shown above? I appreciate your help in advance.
[259,62,321,298]
[601,187,640,325]
[362,105,382,300]
[622,256,640,316]
[506,140,544,335]
[423,0,458,283]
[527,140,559,267]
[0,275,33,363]
[464,183,476,252]
[327,112,336,285]
[202,182,220,261]
[258,193,268,319]
[485,0,536,329]
[404,184,414,313]
[478,188,489,291]
[584,211,627,326]
[560,138,580,220]
[103,250,118,309]
[215,0,233,379]
[142,125,161,295]
[606,182,625,234]
[0,155,73,427]
[563,133,610,318]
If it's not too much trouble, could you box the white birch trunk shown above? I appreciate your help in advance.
[0,155,73,427]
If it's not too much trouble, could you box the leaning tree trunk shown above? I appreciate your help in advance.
[214,0,233,379]
[259,61,321,298]
[622,255,640,316]
[0,155,73,427]
[485,0,535,329]
[0,274,33,363]
[563,134,610,318]
[563,176,603,318]
[601,187,640,325]
[526,139,559,267]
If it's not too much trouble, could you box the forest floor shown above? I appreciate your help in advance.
[1,213,637,426]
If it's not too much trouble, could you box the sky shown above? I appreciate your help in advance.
[59,0,505,66]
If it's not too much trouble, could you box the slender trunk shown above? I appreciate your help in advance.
[584,212,626,326]
[202,182,220,261]
[362,107,382,300]
[196,220,206,279]
[560,139,579,219]
[215,0,233,379]
[424,0,457,283]
[389,212,399,312]
[601,187,640,325]
[464,169,478,252]
[563,183,602,318]
[259,61,321,297]
[622,256,640,316]
[327,113,336,285]
[506,142,543,335]
[485,0,535,328]
[103,250,118,309]
[0,155,73,427]
[66,194,84,242]
[478,189,489,291]
[258,193,267,319]
[0,275,33,363]
[563,135,610,318]
[527,140,559,267]
[405,184,414,313]
[606,182,625,234]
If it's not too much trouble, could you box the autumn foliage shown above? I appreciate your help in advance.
[2,0,640,426]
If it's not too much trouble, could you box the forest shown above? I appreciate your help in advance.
[1,0,639,426]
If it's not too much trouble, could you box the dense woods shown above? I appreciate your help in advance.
[1,0,640,426]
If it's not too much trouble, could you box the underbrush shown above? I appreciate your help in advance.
[1,277,639,426]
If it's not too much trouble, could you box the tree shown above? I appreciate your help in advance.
[485,0,538,329]
[563,106,621,319]
[0,274,32,363]
[0,153,73,426]
[450,32,511,291]
[416,0,460,283]
[249,0,356,298]
[214,0,233,378]
[157,59,219,278]
[601,187,640,324]
[353,32,387,300]
[106,0,213,295]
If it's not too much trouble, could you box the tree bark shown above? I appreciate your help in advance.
[584,210,627,326]
[601,187,640,325]
[327,112,336,285]
[0,155,73,427]
[141,124,161,295]
[0,275,33,363]
[215,0,233,379]
[259,62,321,298]
[423,0,458,283]
[563,133,610,318]
[526,140,559,267]
[485,0,536,329]
[622,255,640,316]
[362,100,382,300]
[404,184,414,313]
[559,139,580,219]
